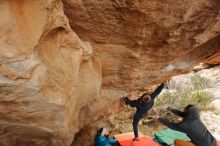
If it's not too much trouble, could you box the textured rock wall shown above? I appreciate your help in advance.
[0,0,219,145]
[63,0,220,89]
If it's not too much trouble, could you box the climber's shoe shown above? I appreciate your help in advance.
[133,137,139,141]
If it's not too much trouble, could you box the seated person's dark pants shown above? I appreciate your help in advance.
[133,113,143,138]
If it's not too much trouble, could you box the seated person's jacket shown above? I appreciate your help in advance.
[160,106,217,146]
[94,135,117,146]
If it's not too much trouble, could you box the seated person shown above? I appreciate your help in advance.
[94,128,118,146]
[159,105,217,146]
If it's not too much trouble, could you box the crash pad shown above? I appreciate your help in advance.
[114,132,160,146]
[154,128,191,146]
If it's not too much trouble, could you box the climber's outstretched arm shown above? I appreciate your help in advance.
[150,83,165,99]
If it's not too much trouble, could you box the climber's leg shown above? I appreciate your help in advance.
[132,113,143,140]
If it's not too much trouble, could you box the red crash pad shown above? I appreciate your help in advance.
[114,132,159,146]
[218,140,220,146]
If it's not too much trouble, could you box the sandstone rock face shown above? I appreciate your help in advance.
[63,0,220,88]
[0,0,220,145]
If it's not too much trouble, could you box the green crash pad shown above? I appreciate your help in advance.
[154,128,191,146]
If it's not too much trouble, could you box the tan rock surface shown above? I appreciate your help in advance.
[64,0,220,88]
[0,0,220,145]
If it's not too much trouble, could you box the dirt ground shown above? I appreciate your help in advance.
[72,106,220,146]
[72,106,176,146]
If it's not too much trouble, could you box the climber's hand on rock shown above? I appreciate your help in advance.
[123,97,129,105]
[119,92,129,105]
[163,80,169,85]
[119,97,127,106]
[163,80,170,89]
[123,92,129,98]
[123,97,129,101]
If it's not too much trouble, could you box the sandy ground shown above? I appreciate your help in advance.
[72,107,220,146]
[200,111,220,140]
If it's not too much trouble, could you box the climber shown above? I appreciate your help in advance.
[94,127,119,146]
[123,81,168,141]
[159,105,217,146]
